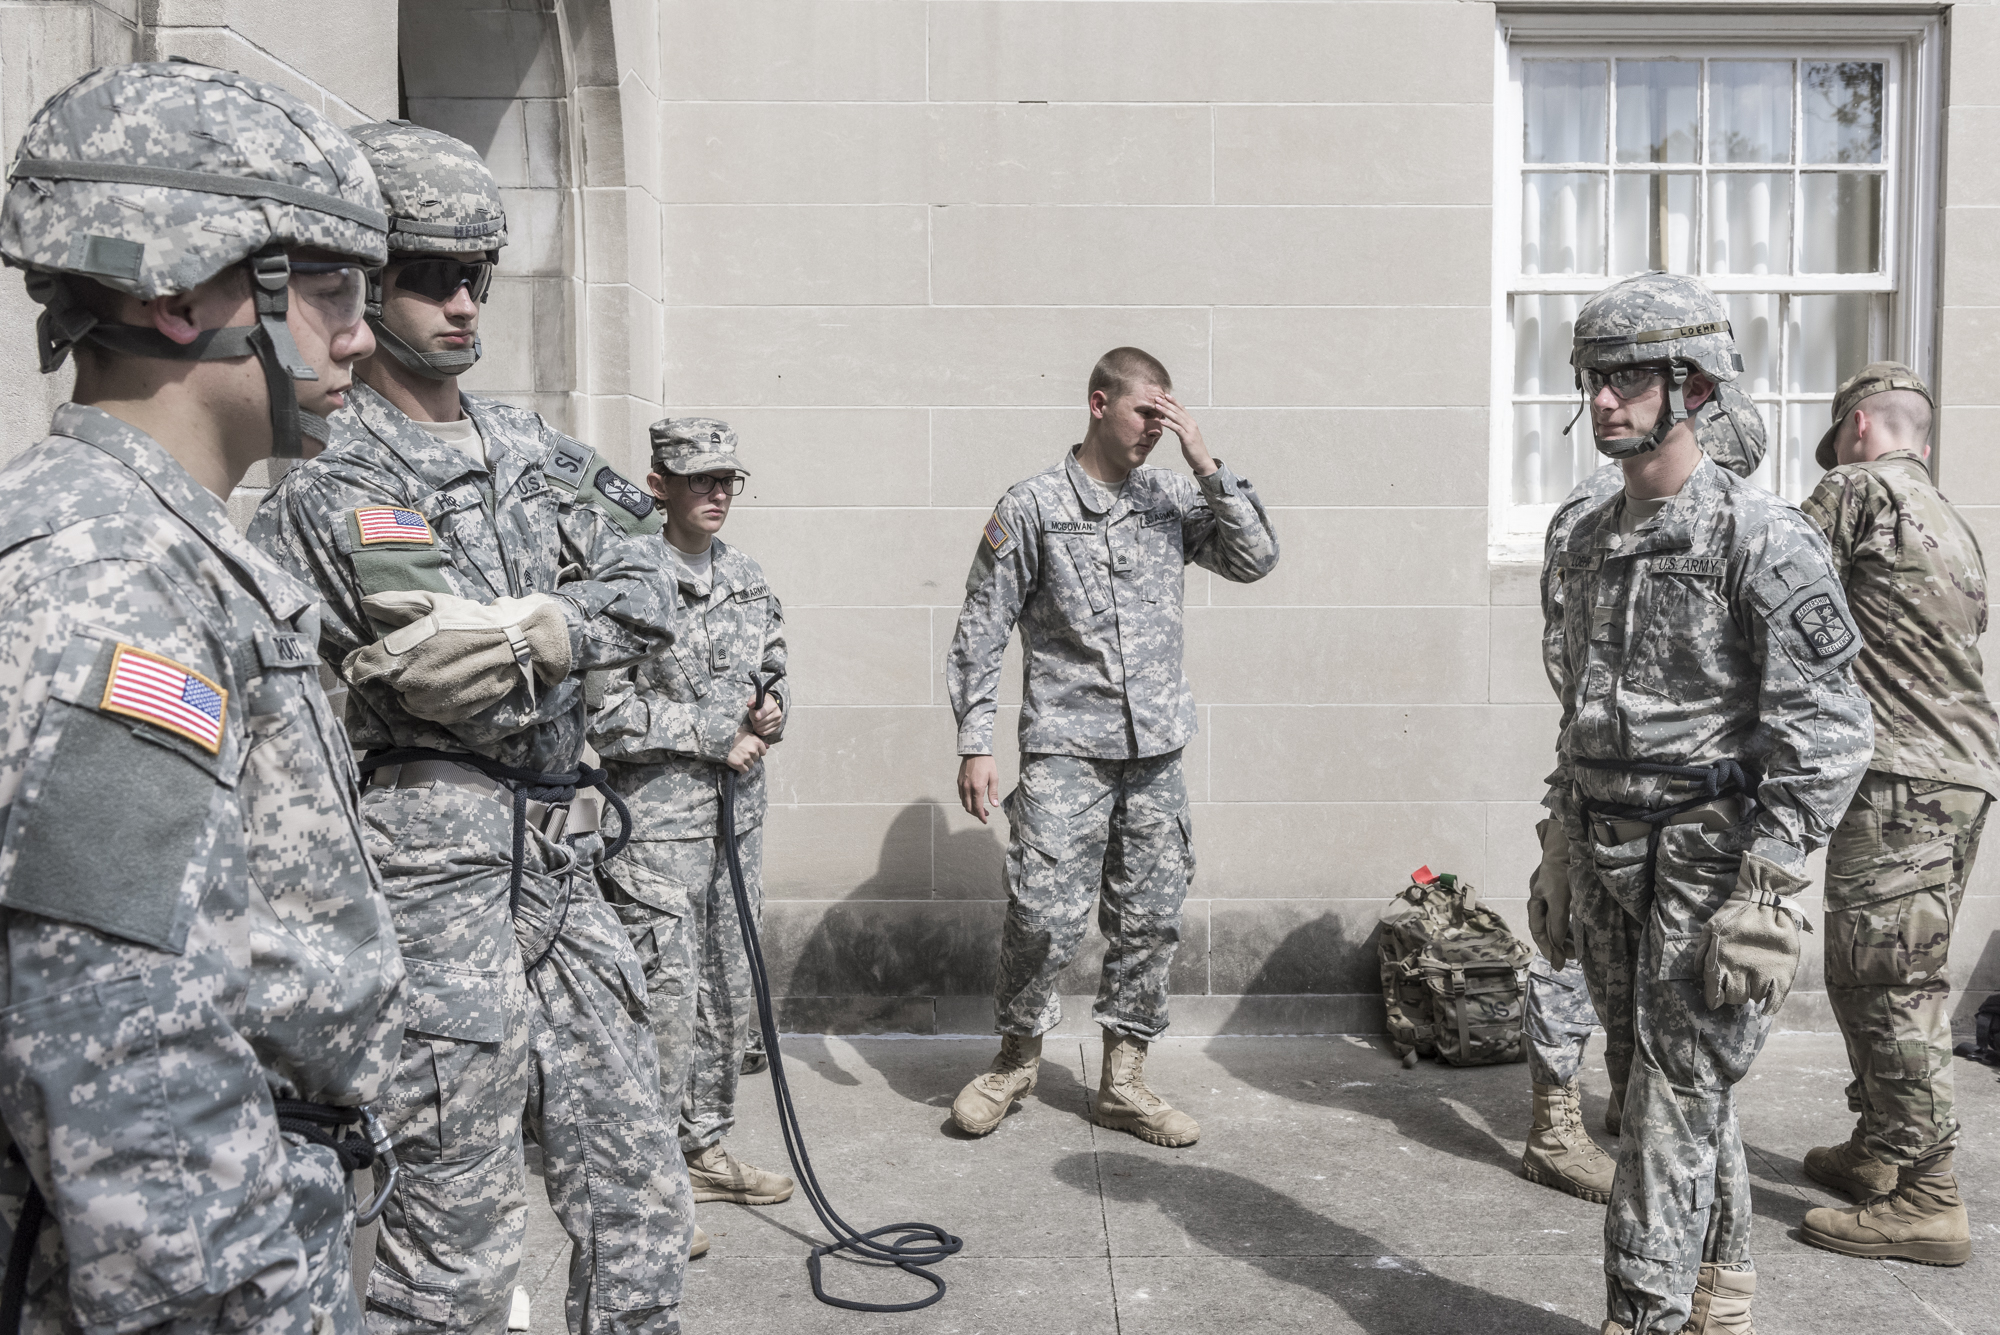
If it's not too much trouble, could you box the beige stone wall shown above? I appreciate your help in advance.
[0,0,1994,1031]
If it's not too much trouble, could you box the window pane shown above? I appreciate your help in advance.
[1612,173,1695,274]
[1523,174,1605,275]
[1526,60,1608,163]
[1710,61,1794,163]
[1799,173,1882,273]
[1513,293,1583,395]
[1804,61,1884,164]
[1514,402,1597,506]
[1708,173,1791,275]
[1780,403,1828,502]
[1616,60,1699,162]
[1742,399,1784,494]
[1789,293,1885,394]
[1726,293,1782,394]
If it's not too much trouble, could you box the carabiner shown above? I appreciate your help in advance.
[354,1105,401,1226]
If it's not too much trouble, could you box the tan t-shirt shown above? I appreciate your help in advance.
[1803,450,2000,798]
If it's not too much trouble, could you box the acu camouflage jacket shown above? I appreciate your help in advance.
[0,405,406,1329]
[250,382,676,774]
[949,447,1279,760]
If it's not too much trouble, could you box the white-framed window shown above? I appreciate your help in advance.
[1492,14,1942,561]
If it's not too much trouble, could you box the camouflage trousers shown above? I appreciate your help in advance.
[1573,821,1771,1335]
[1825,770,1990,1169]
[1526,955,1600,1088]
[600,828,765,1157]
[518,831,692,1335]
[361,783,534,1335]
[996,751,1193,1040]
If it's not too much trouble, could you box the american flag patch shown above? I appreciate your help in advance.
[984,512,1011,551]
[99,645,228,754]
[354,506,434,546]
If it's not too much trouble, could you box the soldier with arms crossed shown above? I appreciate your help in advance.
[947,347,1279,1145]
[1532,273,1872,1335]
[0,62,406,1331]
[251,125,691,1334]
[1795,363,1996,1267]
[590,419,793,1260]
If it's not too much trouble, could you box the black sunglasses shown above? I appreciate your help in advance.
[393,258,495,304]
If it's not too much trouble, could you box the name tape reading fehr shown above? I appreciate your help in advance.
[1650,556,1725,577]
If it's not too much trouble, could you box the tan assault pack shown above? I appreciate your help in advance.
[1378,866,1530,1067]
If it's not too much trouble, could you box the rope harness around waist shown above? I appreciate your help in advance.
[1574,756,1760,891]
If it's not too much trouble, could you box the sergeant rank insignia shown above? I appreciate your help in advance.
[100,644,228,753]
[1792,593,1855,658]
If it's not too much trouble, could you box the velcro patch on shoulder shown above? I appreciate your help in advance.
[593,465,656,520]
[1650,555,1724,578]
[99,644,228,754]
[984,511,1013,552]
[544,437,591,491]
[1045,521,1096,535]
[1792,592,1857,659]
[352,506,435,546]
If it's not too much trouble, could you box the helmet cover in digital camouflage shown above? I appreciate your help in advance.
[0,60,389,456]
[1569,272,1746,460]
[348,119,505,381]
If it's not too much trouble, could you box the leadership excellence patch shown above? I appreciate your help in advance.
[984,512,1011,551]
[354,506,435,546]
[100,644,227,753]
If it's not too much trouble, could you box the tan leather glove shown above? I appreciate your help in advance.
[1701,852,1813,1013]
[1526,817,1573,969]
[346,591,573,723]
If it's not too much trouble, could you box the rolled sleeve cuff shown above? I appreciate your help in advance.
[1196,461,1241,498]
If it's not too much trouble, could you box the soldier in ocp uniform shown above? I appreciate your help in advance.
[250,124,691,1333]
[1529,273,1873,1335]
[1520,376,1770,1206]
[590,418,794,1259]
[946,347,1279,1146]
[1794,363,1997,1268]
[0,62,406,1331]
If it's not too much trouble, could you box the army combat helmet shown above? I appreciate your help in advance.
[1570,271,1746,460]
[0,60,388,457]
[347,120,505,381]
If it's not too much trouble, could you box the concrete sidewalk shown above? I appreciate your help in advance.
[513,1032,2000,1334]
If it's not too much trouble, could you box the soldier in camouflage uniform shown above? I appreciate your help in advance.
[1530,273,1873,1335]
[1795,363,1997,1268]
[0,62,406,1332]
[1521,383,1769,1206]
[591,419,793,1257]
[946,347,1279,1146]
[249,124,690,1334]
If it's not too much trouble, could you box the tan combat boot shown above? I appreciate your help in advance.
[1802,1155,1971,1266]
[1521,1081,1616,1204]
[1802,1127,1896,1202]
[949,1034,1041,1135]
[1679,1263,1756,1333]
[1094,1032,1200,1147]
[686,1142,796,1205]
[689,1223,710,1259]
[1599,1322,1635,1335]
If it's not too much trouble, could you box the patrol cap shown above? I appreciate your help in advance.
[1816,360,1933,471]
[649,416,749,477]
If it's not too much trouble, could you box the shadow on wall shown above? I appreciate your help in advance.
[1955,926,2000,1028]
[1051,1150,1595,1335]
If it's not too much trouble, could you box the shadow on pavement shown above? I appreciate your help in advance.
[1056,1150,1595,1334]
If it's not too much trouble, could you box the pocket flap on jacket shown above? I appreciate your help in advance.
[401,958,510,1043]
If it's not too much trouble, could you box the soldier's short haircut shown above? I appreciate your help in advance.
[1088,346,1172,401]
[1865,387,1933,444]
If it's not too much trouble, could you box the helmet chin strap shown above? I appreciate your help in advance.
[1579,362,1693,462]
[30,245,319,458]
[366,313,480,381]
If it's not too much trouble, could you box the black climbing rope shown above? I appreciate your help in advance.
[721,671,963,1312]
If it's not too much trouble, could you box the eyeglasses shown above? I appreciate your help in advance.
[1581,366,1668,401]
[289,261,368,327]
[685,474,744,496]
[392,258,495,304]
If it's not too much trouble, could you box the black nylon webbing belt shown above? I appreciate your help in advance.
[1574,757,1760,891]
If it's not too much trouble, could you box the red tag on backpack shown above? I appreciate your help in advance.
[1411,865,1438,886]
